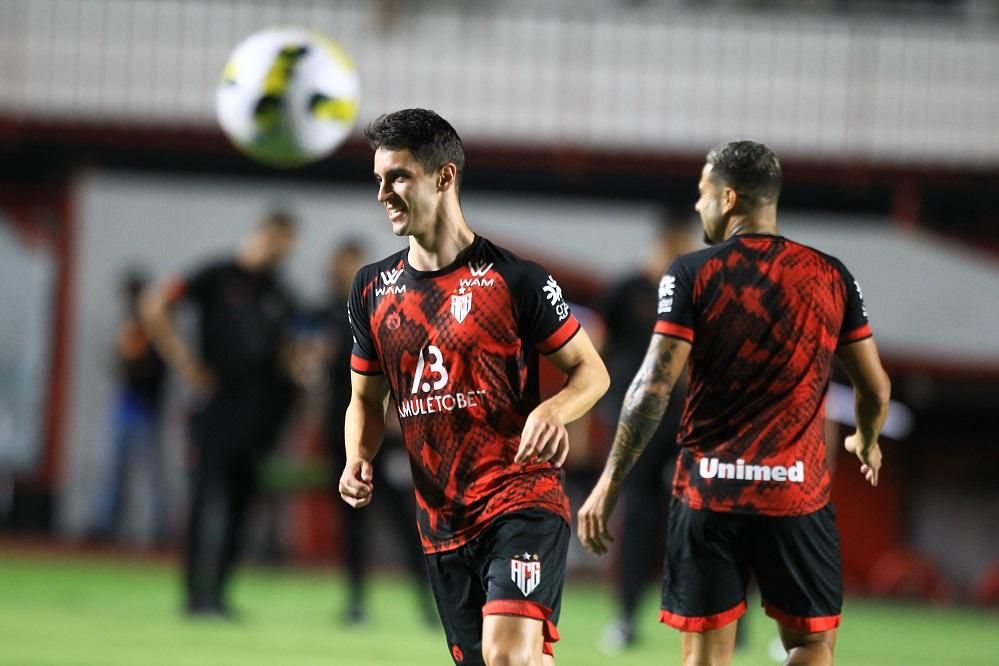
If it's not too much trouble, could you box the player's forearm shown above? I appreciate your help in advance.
[602,370,674,485]
[344,394,386,462]
[853,377,891,447]
[544,357,610,425]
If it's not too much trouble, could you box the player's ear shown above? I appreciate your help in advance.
[437,163,457,193]
[721,186,738,215]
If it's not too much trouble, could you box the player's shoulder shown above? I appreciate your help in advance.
[669,243,726,277]
[474,236,549,282]
[184,256,236,285]
[781,237,853,278]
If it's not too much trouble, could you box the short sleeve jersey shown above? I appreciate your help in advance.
[348,236,580,553]
[655,234,872,516]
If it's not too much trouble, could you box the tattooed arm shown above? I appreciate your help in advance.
[578,334,691,555]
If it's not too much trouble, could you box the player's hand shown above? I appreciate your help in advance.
[844,433,882,487]
[577,475,619,556]
[339,458,375,508]
[515,402,570,467]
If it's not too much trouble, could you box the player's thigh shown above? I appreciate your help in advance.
[481,510,570,661]
[426,548,488,666]
[661,499,752,632]
[751,504,843,637]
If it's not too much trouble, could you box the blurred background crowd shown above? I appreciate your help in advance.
[0,1,997,664]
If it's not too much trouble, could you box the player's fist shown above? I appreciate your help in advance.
[845,433,882,487]
[339,458,375,508]
[516,402,570,467]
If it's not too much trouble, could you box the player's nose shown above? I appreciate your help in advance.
[377,180,392,202]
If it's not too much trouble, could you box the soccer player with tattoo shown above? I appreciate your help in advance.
[340,108,609,665]
[578,141,890,666]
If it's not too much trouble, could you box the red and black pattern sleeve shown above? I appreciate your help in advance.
[833,260,873,346]
[654,255,698,343]
[347,268,382,375]
[509,262,581,355]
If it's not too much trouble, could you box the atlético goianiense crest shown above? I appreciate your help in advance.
[450,288,472,324]
[510,552,541,596]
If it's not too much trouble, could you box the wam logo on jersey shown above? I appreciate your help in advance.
[460,260,495,288]
[450,288,472,323]
[510,553,541,596]
[376,267,406,296]
[468,261,493,277]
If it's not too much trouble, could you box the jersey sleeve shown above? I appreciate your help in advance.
[835,261,873,346]
[513,263,581,355]
[347,269,383,375]
[653,257,696,343]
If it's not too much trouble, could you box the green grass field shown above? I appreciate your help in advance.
[1,552,996,665]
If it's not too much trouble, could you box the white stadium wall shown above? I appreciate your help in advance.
[1,0,997,165]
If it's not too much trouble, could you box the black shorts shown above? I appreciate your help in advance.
[661,498,842,633]
[425,509,569,665]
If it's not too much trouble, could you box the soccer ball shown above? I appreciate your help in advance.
[216,27,361,168]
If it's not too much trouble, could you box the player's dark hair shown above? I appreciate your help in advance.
[364,108,465,182]
[705,141,782,207]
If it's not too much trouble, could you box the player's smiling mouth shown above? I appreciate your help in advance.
[386,202,407,222]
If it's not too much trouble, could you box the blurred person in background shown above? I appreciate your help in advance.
[340,108,609,666]
[142,211,298,618]
[318,239,433,625]
[89,268,169,546]
[596,214,695,653]
[579,141,890,666]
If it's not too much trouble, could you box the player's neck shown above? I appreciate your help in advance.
[407,212,475,272]
[724,209,779,240]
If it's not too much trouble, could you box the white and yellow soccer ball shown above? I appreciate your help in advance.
[216,27,360,168]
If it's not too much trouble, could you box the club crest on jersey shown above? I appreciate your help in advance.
[450,288,472,323]
[386,311,401,331]
[510,553,541,597]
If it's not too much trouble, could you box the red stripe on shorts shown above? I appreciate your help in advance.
[659,600,747,632]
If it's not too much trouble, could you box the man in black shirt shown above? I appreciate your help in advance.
[143,212,298,617]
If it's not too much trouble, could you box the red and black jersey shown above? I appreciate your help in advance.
[348,235,580,553]
[656,234,872,516]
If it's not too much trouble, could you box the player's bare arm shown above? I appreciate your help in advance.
[340,370,391,508]
[835,337,891,487]
[578,334,690,555]
[139,283,215,394]
[514,328,609,468]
